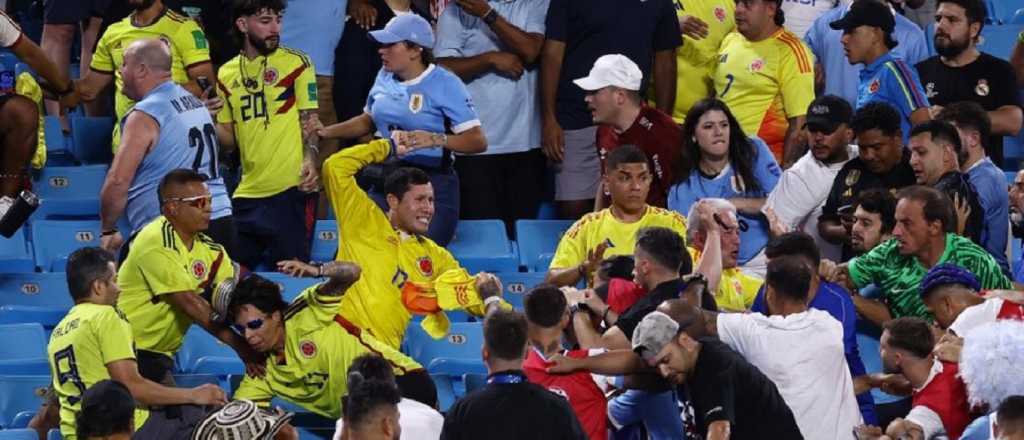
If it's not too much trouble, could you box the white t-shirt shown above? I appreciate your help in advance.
[0,11,21,47]
[717,309,863,440]
[332,398,444,440]
[764,146,856,261]
[949,298,1005,337]
[781,0,841,38]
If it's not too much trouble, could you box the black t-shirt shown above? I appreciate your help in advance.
[934,171,984,245]
[544,0,681,130]
[440,370,588,440]
[820,150,917,261]
[916,53,1021,166]
[617,278,683,340]
[684,338,803,440]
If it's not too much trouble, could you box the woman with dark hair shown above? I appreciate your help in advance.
[314,13,487,246]
[667,98,781,274]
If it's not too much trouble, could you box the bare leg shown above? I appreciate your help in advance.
[40,23,74,129]
[80,16,109,116]
[0,96,39,197]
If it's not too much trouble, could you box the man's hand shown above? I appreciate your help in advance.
[475,272,503,300]
[545,353,582,374]
[304,114,327,138]
[583,289,607,315]
[853,424,886,440]
[819,259,848,285]
[348,0,378,30]
[580,241,609,284]
[299,154,319,193]
[927,104,945,119]
[188,383,228,406]
[885,418,924,440]
[277,260,319,277]
[100,231,125,253]
[764,206,789,237]
[542,117,565,162]
[678,14,709,40]
[933,333,963,363]
[561,286,586,306]
[874,373,913,396]
[58,83,80,113]
[392,130,440,156]
[953,193,971,235]
[455,0,490,17]
[489,52,525,79]
[202,86,224,119]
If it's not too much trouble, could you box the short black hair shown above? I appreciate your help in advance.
[76,380,135,439]
[635,227,686,273]
[483,308,528,361]
[345,378,401,430]
[350,353,396,384]
[936,101,991,150]
[524,284,567,328]
[226,273,289,324]
[157,168,206,208]
[851,101,902,138]
[66,247,116,301]
[383,167,431,201]
[897,185,956,234]
[232,0,286,18]
[883,317,935,359]
[597,255,635,282]
[766,255,811,303]
[997,395,1024,434]
[910,119,964,159]
[765,232,821,267]
[937,0,986,36]
[854,188,897,235]
[606,145,649,171]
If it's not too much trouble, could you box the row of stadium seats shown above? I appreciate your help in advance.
[987,1,1024,25]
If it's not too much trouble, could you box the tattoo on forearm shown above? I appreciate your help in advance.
[300,110,319,149]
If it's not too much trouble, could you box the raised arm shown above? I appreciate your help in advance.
[546,349,648,376]
[164,291,266,376]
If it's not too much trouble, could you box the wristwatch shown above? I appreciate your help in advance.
[483,7,499,25]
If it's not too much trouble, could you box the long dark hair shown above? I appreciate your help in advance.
[673,98,762,194]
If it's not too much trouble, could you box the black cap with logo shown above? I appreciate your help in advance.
[804,95,853,133]
[829,0,895,33]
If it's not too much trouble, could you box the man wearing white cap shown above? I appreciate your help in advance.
[576,54,681,210]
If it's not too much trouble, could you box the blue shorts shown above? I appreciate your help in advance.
[232,187,315,270]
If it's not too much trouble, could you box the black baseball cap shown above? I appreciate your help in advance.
[829,0,895,33]
[805,95,853,133]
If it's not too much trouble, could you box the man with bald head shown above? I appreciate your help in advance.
[99,39,235,257]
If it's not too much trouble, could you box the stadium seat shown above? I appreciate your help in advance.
[402,322,486,376]
[0,306,67,330]
[448,220,518,273]
[515,220,574,272]
[310,220,338,263]
[69,116,114,164]
[8,412,33,429]
[30,220,102,271]
[33,165,106,220]
[256,272,317,303]
[0,324,49,375]
[0,230,34,272]
[496,272,547,310]
[536,201,558,220]
[176,328,243,375]
[0,273,73,309]
[43,116,72,162]
[0,376,50,428]
[46,430,60,440]
[979,24,1024,60]
[0,429,37,440]
[172,374,222,388]
[1008,170,1018,185]
[991,1,1024,24]
[432,373,456,412]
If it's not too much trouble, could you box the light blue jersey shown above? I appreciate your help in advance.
[856,52,929,143]
[667,137,781,265]
[365,64,481,168]
[125,81,231,233]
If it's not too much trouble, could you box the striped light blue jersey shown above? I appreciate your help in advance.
[856,52,929,143]
[125,81,231,232]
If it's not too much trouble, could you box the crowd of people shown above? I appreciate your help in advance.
[1,0,1024,438]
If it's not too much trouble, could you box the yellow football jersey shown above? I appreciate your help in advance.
[216,47,318,199]
[549,207,688,271]
[671,0,736,123]
[90,9,210,150]
[688,246,763,312]
[322,139,467,349]
[713,28,815,160]
[116,216,235,356]
[47,303,150,440]
[234,285,422,418]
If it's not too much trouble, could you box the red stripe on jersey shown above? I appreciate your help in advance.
[334,314,410,374]
[777,33,812,74]
[216,78,232,98]
[997,300,1024,321]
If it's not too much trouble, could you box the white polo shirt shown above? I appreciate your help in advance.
[0,11,21,47]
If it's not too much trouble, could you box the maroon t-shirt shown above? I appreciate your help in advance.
[597,106,681,208]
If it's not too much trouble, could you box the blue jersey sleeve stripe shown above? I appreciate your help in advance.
[884,60,928,110]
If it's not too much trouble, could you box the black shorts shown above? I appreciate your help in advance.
[134,404,209,440]
[43,0,111,24]
[232,187,315,269]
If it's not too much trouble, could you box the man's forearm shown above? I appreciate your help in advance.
[489,18,543,63]
[653,49,676,114]
[851,295,892,327]
[540,41,565,121]
[577,349,647,375]
[215,123,236,151]
[818,219,849,244]
[99,182,129,230]
[12,37,70,93]
[437,54,496,81]
[545,266,582,287]
[989,106,1023,136]
[323,113,375,140]
[572,312,603,349]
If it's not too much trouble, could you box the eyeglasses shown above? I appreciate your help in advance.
[164,194,211,209]
[231,318,264,335]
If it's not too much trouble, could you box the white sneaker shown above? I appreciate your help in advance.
[0,196,13,220]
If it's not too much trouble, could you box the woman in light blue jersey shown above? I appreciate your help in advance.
[314,14,486,246]
[667,98,781,274]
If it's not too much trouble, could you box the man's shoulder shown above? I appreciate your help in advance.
[639,106,678,128]
[133,217,178,252]
[273,46,314,68]
[977,52,1015,72]
[914,55,943,72]
[565,210,609,236]
[643,206,687,225]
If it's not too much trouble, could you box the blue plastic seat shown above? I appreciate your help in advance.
[0,273,73,309]
[432,373,456,412]
[69,116,114,164]
[514,220,575,271]
[46,429,61,440]
[30,220,102,272]
[0,230,34,272]
[0,376,50,429]
[43,116,72,161]
[176,328,243,375]
[992,1,1024,24]
[33,165,106,220]
[448,220,518,273]
[402,322,486,376]
[979,24,1024,60]
[0,324,49,375]
[0,306,67,330]
[310,220,338,263]
[495,272,547,310]
[255,272,317,303]
[0,429,38,440]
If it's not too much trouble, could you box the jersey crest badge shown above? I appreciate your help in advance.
[975,79,990,97]
[417,256,434,277]
[191,260,208,280]
[299,340,318,358]
[868,79,880,94]
[748,58,765,73]
[264,68,279,86]
[409,93,424,113]
[845,169,860,186]
[714,6,727,22]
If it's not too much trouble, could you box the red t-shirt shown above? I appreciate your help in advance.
[597,106,681,208]
[912,361,971,440]
[523,348,608,440]
[607,278,646,315]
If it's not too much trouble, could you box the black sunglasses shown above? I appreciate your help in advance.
[231,318,264,335]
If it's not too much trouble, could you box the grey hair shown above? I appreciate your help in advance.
[685,198,737,244]
[125,38,172,73]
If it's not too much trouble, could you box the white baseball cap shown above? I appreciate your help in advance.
[573,54,643,92]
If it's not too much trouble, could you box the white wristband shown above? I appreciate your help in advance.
[483,296,502,308]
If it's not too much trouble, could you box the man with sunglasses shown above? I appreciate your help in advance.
[117,169,264,386]
[764,95,857,262]
[99,38,235,256]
